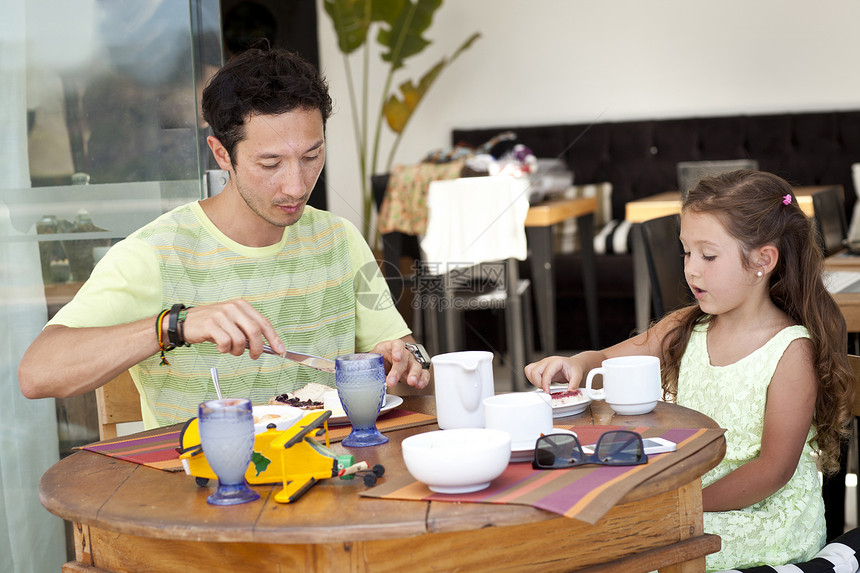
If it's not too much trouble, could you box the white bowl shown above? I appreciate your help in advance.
[608,401,658,416]
[252,405,303,434]
[401,428,512,494]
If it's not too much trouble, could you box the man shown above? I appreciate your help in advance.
[18,46,429,429]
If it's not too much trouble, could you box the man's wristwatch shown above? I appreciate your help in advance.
[404,342,431,369]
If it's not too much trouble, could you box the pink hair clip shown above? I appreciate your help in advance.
[782,194,792,205]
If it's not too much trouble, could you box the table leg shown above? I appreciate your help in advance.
[505,257,527,390]
[658,480,708,573]
[631,223,652,334]
[526,226,556,355]
[72,522,94,566]
[577,212,600,349]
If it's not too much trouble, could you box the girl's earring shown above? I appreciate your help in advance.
[756,270,763,277]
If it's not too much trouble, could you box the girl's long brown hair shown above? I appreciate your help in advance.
[660,170,853,475]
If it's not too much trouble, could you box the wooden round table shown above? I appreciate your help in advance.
[41,397,725,573]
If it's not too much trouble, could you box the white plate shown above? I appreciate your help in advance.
[327,394,404,426]
[544,385,591,418]
[509,428,578,462]
[252,405,303,434]
[510,444,536,463]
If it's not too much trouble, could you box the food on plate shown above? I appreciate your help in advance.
[550,388,586,407]
[269,382,332,410]
[253,413,282,424]
[322,390,346,417]
[268,394,322,409]
[251,405,303,433]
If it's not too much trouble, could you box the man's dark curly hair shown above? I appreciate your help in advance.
[202,45,332,164]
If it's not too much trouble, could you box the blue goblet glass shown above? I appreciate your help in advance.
[198,398,260,506]
[336,353,389,447]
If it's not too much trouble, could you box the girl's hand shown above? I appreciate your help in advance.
[525,356,585,394]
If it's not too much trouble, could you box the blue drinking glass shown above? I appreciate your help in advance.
[336,353,389,447]
[198,398,260,505]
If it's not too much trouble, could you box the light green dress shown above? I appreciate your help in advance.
[676,322,826,572]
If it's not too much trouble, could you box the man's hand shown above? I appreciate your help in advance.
[371,338,431,389]
[178,299,283,358]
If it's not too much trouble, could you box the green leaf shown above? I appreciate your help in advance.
[322,0,367,53]
[377,0,442,70]
[450,31,481,61]
[320,0,480,240]
[383,60,443,133]
[383,94,409,133]
[323,0,408,53]
[382,32,481,133]
[373,0,408,23]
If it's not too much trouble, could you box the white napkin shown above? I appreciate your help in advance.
[420,176,530,273]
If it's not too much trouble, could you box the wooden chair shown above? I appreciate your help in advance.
[812,185,848,257]
[676,159,759,199]
[639,213,692,321]
[728,525,860,572]
[421,177,535,390]
[851,354,860,417]
[94,370,142,440]
[824,354,860,541]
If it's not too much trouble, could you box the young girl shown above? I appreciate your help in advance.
[525,170,854,571]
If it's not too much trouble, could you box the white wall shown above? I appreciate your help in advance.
[317,0,860,232]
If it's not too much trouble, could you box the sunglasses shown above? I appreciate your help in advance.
[532,430,648,470]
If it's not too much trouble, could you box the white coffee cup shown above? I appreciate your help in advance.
[583,356,661,415]
[483,392,553,449]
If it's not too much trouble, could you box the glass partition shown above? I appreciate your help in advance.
[1,0,222,566]
[26,0,222,187]
[10,0,221,447]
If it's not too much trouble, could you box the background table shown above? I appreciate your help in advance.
[624,186,827,223]
[525,196,599,353]
[824,253,860,332]
[41,397,725,573]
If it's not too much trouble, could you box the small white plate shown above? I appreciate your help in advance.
[510,443,536,463]
[545,385,591,418]
[509,428,578,462]
[327,394,404,426]
[252,405,303,434]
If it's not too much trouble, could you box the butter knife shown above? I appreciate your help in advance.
[251,342,336,373]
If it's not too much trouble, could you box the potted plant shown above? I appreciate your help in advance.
[323,0,480,240]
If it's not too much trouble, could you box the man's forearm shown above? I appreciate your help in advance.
[18,319,160,399]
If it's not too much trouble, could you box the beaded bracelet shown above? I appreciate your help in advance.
[156,308,174,365]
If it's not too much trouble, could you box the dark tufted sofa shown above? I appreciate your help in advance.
[453,110,860,350]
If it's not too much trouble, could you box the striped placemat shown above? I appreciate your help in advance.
[78,408,437,472]
[79,424,186,472]
[361,426,725,525]
[327,408,436,441]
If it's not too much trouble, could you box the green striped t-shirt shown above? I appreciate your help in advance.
[50,202,410,427]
